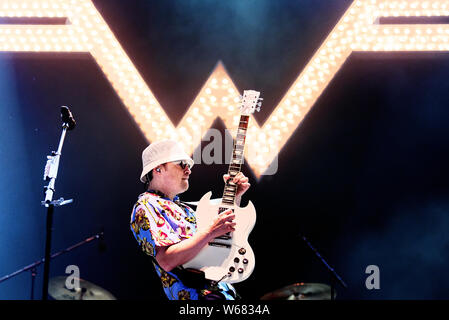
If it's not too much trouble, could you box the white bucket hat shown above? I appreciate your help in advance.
[140,140,194,183]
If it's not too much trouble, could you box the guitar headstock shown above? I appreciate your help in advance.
[239,90,262,116]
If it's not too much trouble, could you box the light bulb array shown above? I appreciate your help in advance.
[0,0,448,178]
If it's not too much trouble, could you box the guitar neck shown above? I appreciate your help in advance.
[221,115,250,206]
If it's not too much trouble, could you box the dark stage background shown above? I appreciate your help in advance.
[1,0,449,300]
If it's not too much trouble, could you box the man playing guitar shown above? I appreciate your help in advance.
[130,139,251,300]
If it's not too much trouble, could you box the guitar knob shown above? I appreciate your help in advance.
[234,257,240,263]
[229,266,235,273]
[243,258,248,264]
[238,248,246,255]
[238,268,244,274]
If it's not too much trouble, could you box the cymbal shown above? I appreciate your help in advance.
[260,282,334,300]
[48,276,116,300]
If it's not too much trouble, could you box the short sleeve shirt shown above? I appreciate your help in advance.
[130,191,237,300]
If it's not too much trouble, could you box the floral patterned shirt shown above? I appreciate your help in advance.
[130,191,237,300]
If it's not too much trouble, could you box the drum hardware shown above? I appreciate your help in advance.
[0,232,104,299]
[299,233,347,300]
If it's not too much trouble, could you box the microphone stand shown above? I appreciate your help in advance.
[0,232,103,299]
[41,117,74,300]
[299,234,347,300]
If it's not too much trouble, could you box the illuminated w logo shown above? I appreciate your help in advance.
[1,0,449,177]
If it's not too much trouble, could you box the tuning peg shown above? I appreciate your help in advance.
[258,98,263,100]
[257,102,262,107]
[256,107,261,112]
[239,95,243,100]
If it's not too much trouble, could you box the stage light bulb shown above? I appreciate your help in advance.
[1,0,449,178]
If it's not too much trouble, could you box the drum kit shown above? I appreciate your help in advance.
[47,276,332,300]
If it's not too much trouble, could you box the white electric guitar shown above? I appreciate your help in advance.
[183,90,262,283]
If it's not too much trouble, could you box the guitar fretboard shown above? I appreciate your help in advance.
[221,115,249,206]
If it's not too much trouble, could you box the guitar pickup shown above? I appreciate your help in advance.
[215,234,232,240]
[208,242,231,249]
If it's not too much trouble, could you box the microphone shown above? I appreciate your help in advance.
[60,106,76,131]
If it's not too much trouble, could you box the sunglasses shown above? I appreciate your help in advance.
[172,160,191,170]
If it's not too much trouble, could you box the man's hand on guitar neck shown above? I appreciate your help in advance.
[223,172,251,207]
